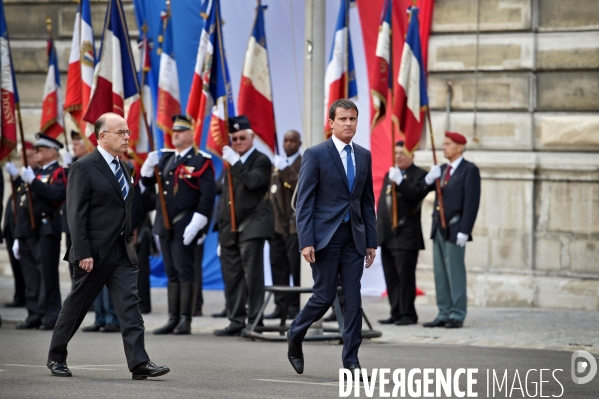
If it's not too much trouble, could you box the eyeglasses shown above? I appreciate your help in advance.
[230,135,248,143]
[102,130,132,138]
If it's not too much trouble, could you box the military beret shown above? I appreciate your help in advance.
[34,133,64,150]
[23,141,34,150]
[445,131,467,145]
[228,115,251,133]
[171,115,193,131]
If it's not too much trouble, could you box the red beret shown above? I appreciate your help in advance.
[23,141,34,150]
[445,131,467,145]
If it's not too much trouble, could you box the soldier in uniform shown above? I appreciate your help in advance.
[421,131,481,329]
[141,115,215,335]
[6,133,67,330]
[265,130,302,320]
[376,141,428,326]
[214,115,274,337]
[3,141,35,308]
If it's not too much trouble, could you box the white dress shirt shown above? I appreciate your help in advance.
[447,156,464,176]
[331,134,356,176]
[41,160,58,170]
[239,146,256,164]
[175,146,193,160]
[98,145,129,192]
[285,151,300,166]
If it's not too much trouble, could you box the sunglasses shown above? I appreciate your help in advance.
[230,135,248,143]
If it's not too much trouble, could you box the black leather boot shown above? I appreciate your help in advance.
[153,282,180,335]
[173,282,196,335]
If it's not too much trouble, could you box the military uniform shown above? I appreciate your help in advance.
[268,152,301,318]
[216,116,274,335]
[13,134,67,329]
[376,163,428,324]
[141,115,215,335]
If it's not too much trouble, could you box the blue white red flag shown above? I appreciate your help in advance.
[369,0,392,131]
[394,6,428,154]
[324,0,357,138]
[0,0,17,161]
[40,37,64,139]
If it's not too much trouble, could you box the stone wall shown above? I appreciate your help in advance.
[414,0,599,310]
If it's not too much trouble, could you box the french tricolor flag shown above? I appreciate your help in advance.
[369,0,392,131]
[394,6,428,153]
[64,0,94,134]
[0,0,17,162]
[237,2,276,160]
[156,7,180,149]
[324,0,357,138]
[83,0,139,135]
[40,37,64,139]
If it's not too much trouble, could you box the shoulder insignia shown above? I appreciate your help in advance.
[198,149,212,159]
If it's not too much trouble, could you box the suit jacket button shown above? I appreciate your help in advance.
[169,172,173,175]
[165,181,169,185]
[163,191,167,195]
[436,206,440,211]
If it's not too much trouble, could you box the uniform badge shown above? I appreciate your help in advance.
[386,184,391,195]
[184,166,195,178]
[131,176,134,184]
[271,184,277,194]
[41,174,50,184]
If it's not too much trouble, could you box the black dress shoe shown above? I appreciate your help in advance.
[39,324,55,331]
[445,319,463,329]
[395,317,417,326]
[47,360,72,377]
[100,324,120,333]
[211,308,227,318]
[264,309,282,320]
[377,317,396,325]
[82,324,103,332]
[423,319,446,328]
[213,325,243,337]
[345,363,370,382]
[4,301,25,308]
[287,332,304,374]
[131,361,170,380]
[16,320,41,330]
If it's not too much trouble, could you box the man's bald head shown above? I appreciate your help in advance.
[95,113,131,157]
[94,112,124,139]
[283,130,301,157]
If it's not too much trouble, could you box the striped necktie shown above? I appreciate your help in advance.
[112,159,128,200]
[343,145,354,222]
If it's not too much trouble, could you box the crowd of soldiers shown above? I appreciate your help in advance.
[3,112,480,333]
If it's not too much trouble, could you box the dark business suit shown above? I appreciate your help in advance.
[376,164,428,322]
[424,158,481,322]
[289,138,376,368]
[48,148,149,371]
[217,148,274,329]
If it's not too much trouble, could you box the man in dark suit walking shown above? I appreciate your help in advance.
[214,115,274,337]
[47,113,169,379]
[287,99,377,376]
[422,131,481,329]
[377,141,428,326]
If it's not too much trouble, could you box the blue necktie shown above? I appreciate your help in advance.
[344,145,354,222]
[112,159,128,200]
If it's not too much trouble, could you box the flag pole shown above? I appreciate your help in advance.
[425,107,446,231]
[215,2,237,232]
[389,0,398,228]
[116,0,171,230]
[15,103,36,230]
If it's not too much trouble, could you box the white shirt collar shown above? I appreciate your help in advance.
[175,146,193,158]
[239,146,256,164]
[331,134,353,154]
[448,156,464,173]
[97,145,118,166]
[41,160,58,170]
[286,151,300,165]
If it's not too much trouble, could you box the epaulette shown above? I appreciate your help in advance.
[198,149,212,159]
[160,148,176,153]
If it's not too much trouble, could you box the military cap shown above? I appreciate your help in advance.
[445,131,467,145]
[70,130,82,140]
[228,115,251,133]
[171,115,193,131]
[34,133,64,150]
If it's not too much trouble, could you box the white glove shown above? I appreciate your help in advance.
[425,165,442,185]
[222,146,240,165]
[388,166,403,185]
[273,154,288,171]
[12,239,20,260]
[217,244,221,257]
[196,233,207,246]
[21,166,36,184]
[141,150,160,177]
[456,232,468,247]
[5,162,19,178]
[62,152,73,167]
[183,212,208,245]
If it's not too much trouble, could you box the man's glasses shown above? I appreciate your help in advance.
[103,130,132,138]
[230,135,247,143]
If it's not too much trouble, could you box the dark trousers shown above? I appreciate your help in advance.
[48,237,149,371]
[221,239,265,329]
[269,232,300,311]
[92,285,119,326]
[288,222,364,367]
[135,230,152,313]
[4,226,26,305]
[194,243,204,312]
[159,224,196,284]
[380,245,418,322]
[18,237,42,324]
[33,233,62,326]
